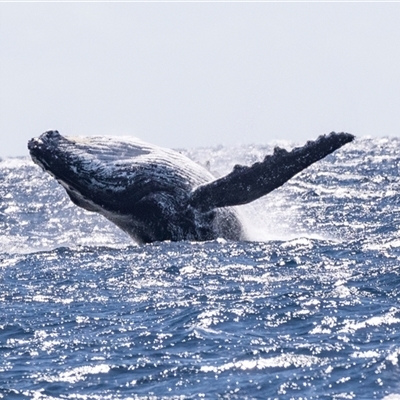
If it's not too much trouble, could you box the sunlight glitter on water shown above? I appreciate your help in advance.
[32,364,111,384]
[200,353,328,373]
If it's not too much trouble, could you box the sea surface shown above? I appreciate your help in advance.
[1,137,400,399]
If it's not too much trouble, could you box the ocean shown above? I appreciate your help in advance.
[1,137,400,399]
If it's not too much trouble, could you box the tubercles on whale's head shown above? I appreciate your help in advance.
[28,130,70,174]
[28,130,111,212]
[28,130,61,153]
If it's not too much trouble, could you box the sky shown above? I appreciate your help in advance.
[1,2,400,157]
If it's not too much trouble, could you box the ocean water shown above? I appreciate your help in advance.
[1,137,400,399]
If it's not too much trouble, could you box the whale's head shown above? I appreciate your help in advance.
[29,130,156,213]
[28,129,211,209]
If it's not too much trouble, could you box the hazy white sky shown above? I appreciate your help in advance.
[1,2,400,157]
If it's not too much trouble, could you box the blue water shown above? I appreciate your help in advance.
[1,137,400,399]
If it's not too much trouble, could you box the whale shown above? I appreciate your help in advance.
[28,131,354,244]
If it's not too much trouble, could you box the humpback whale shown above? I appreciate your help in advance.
[28,131,354,244]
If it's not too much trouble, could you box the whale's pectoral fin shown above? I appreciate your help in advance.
[189,132,354,212]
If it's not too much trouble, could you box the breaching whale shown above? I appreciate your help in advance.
[28,131,354,244]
